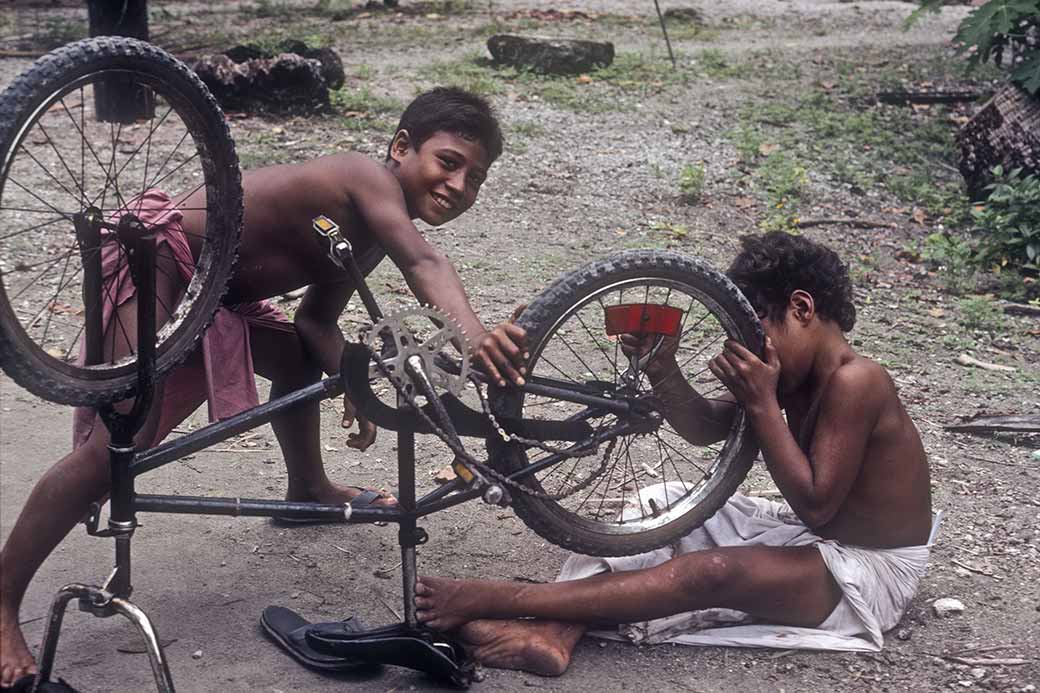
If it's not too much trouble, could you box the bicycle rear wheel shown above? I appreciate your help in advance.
[0,37,241,406]
[490,250,763,556]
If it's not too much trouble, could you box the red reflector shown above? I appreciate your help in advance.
[603,304,683,337]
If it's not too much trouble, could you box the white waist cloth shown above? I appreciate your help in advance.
[556,487,933,652]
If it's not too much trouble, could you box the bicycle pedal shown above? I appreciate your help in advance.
[451,459,475,483]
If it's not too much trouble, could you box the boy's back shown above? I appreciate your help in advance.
[782,353,931,549]
[179,151,438,304]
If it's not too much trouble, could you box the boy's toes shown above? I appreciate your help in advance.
[414,579,431,596]
[414,595,432,609]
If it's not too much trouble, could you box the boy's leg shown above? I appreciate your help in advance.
[247,321,392,505]
[416,544,842,632]
[0,247,198,686]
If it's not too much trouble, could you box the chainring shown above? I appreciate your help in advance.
[363,306,470,398]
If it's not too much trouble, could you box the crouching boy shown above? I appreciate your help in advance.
[411,232,933,676]
[0,87,526,688]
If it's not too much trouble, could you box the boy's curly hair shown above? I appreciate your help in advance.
[727,232,856,332]
[388,87,504,163]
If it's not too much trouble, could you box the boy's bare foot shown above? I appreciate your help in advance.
[287,482,396,508]
[457,619,580,677]
[1,607,38,688]
[415,576,508,630]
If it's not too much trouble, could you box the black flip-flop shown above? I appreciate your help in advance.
[307,622,475,687]
[261,605,380,673]
[270,489,394,526]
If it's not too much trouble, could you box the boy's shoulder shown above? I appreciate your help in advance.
[302,151,392,183]
[820,353,895,413]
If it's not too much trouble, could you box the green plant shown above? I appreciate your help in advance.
[922,231,977,293]
[957,296,1005,332]
[909,0,1040,95]
[679,164,706,203]
[972,165,1040,273]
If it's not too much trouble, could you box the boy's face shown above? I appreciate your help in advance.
[390,130,491,226]
[760,293,816,393]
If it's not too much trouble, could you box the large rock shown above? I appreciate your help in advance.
[192,53,330,114]
[224,39,345,90]
[487,34,614,75]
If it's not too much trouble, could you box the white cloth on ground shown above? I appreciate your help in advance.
[556,484,933,652]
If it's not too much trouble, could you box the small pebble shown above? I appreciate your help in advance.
[896,628,912,641]
[191,650,202,660]
[932,597,965,617]
[970,668,985,679]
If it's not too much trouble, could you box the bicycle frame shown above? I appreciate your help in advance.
[32,215,658,692]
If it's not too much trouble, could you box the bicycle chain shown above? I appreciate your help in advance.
[359,329,618,502]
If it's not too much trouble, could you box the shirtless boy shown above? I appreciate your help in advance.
[0,87,527,688]
[412,232,932,676]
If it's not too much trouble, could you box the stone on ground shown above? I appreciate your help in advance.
[487,34,614,75]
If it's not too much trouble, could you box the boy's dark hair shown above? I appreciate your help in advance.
[727,232,856,332]
[388,87,504,163]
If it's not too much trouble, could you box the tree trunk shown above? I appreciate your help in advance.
[957,84,1040,200]
[87,0,152,123]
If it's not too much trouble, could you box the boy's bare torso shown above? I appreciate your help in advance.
[784,355,931,549]
[177,154,377,303]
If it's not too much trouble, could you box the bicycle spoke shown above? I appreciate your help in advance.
[40,249,77,344]
[15,141,83,207]
[59,97,121,210]
[0,214,73,242]
[10,248,79,301]
[4,177,74,221]
[573,309,619,384]
[34,111,86,204]
[655,430,710,480]
[145,128,192,192]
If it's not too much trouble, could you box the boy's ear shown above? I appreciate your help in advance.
[389,129,412,163]
[789,290,815,325]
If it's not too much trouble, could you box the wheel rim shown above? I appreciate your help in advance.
[519,275,752,536]
[0,66,226,384]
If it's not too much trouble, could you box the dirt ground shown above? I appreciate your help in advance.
[1,0,1039,691]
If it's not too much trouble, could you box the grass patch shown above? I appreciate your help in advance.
[731,90,968,225]
[679,163,705,204]
[330,87,403,132]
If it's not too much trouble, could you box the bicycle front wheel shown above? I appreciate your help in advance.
[0,37,241,406]
[490,250,763,556]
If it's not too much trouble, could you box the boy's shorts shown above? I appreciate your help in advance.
[558,489,933,652]
[72,189,293,448]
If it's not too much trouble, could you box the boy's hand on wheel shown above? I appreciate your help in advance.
[473,305,528,387]
[342,395,377,450]
[709,338,780,413]
[620,333,679,379]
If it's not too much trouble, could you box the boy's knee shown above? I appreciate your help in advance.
[676,552,743,593]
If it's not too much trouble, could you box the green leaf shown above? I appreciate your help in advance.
[955,0,1040,62]
[1012,51,1040,95]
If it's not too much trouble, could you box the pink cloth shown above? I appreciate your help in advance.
[73,190,292,448]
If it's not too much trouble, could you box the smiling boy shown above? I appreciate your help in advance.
[0,87,527,688]
[411,232,932,676]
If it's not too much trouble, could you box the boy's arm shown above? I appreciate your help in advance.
[294,282,377,450]
[712,340,876,528]
[350,166,526,386]
[294,281,352,377]
[624,334,736,444]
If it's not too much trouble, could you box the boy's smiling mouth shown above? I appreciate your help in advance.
[431,192,455,211]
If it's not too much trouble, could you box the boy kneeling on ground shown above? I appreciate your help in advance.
[412,232,933,675]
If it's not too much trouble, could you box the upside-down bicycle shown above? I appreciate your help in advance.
[0,38,763,690]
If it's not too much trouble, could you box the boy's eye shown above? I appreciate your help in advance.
[439,156,459,170]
